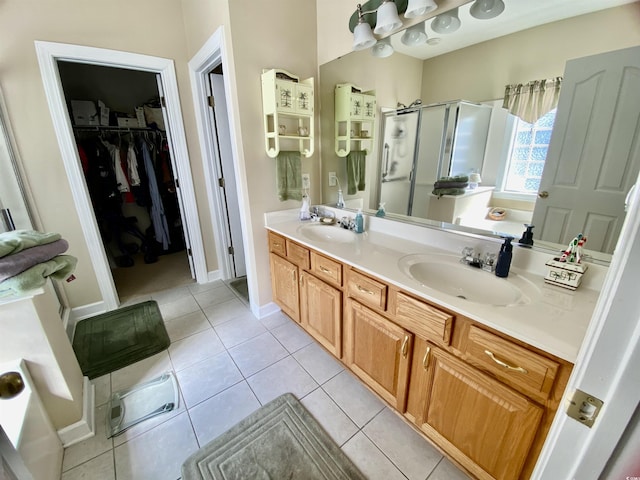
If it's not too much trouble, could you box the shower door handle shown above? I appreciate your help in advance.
[1,208,16,231]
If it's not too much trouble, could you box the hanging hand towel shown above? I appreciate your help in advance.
[277,151,303,201]
[347,151,367,195]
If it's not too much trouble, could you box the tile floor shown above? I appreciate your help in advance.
[61,280,472,480]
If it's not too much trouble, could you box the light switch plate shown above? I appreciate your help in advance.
[301,173,310,190]
[328,172,337,187]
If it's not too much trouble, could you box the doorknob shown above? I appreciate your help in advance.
[0,371,25,400]
[538,191,549,199]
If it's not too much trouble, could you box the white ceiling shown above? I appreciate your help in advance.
[391,0,637,60]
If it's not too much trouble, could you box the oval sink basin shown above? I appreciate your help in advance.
[398,253,540,306]
[297,223,355,244]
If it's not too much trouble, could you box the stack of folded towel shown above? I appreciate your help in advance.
[0,230,77,297]
[432,175,469,197]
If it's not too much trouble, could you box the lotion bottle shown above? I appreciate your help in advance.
[495,237,513,278]
[355,209,364,233]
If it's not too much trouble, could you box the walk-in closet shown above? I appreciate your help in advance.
[58,62,193,301]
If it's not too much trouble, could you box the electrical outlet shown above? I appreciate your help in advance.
[328,172,337,187]
[301,173,310,190]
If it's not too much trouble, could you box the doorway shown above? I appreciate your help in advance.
[35,41,208,314]
[188,30,252,307]
[57,62,193,302]
[205,66,248,302]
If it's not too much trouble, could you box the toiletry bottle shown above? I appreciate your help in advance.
[376,202,386,217]
[336,189,345,208]
[355,209,364,233]
[299,194,311,221]
[495,237,513,278]
[518,224,534,247]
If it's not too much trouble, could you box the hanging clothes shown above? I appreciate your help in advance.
[102,140,130,193]
[127,143,141,186]
[139,139,171,250]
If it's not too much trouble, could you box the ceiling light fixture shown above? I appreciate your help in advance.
[373,0,403,35]
[353,4,378,50]
[404,0,437,19]
[431,7,461,34]
[401,22,428,46]
[371,37,394,58]
[469,0,505,20]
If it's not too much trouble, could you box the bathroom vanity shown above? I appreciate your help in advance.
[265,209,601,480]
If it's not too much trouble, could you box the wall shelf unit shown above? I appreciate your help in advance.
[261,68,314,158]
[335,83,376,157]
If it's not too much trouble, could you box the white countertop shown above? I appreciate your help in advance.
[265,208,604,363]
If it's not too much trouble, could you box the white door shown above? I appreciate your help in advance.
[531,46,640,254]
[0,361,62,480]
[155,74,195,277]
[207,73,246,278]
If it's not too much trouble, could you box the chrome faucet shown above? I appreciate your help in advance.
[461,247,496,273]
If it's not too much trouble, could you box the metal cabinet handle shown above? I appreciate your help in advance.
[319,266,331,273]
[484,350,528,374]
[401,335,409,358]
[357,284,374,296]
[423,346,431,370]
[273,242,282,247]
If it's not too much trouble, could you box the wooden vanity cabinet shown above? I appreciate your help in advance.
[269,252,301,322]
[300,270,342,357]
[343,299,412,411]
[413,341,544,480]
[266,229,573,480]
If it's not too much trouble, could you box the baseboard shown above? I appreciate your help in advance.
[255,301,280,319]
[207,270,221,283]
[67,301,107,340]
[57,377,95,447]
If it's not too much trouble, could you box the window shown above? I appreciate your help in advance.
[502,109,557,194]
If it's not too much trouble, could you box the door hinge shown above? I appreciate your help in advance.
[208,95,215,107]
[161,96,166,108]
[187,248,192,256]
[566,389,603,428]
[228,246,234,255]
[218,177,225,188]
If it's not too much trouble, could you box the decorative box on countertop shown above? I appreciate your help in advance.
[544,258,588,290]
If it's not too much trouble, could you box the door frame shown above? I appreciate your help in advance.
[34,41,208,311]
[188,27,256,311]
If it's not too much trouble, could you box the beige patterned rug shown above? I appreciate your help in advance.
[181,393,366,480]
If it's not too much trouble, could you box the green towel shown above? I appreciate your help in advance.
[0,230,61,258]
[436,174,469,183]
[432,187,467,198]
[0,255,77,297]
[276,151,303,201]
[347,151,367,195]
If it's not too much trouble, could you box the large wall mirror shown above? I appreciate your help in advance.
[319,0,638,264]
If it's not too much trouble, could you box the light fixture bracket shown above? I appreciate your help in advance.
[349,0,409,32]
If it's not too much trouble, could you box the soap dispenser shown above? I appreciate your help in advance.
[495,237,513,278]
[299,194,311,221]
[518,224,535,247]
[376,202,386,217]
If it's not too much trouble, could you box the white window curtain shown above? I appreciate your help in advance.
[502,77,562,124]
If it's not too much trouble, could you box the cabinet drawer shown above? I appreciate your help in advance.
[311,252,342,287]
[286,239,310,270]
[464,326,559,400]
[392,291,453,346]
[347,269,387,310]
[268,231,286,256]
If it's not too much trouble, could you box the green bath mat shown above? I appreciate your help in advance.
[72,300,170,379]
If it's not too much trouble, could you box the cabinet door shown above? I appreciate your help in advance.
[362,94,376,120]
[269,253,300,322]
[344,300,412,410]
[295,83,314,115]
[300,272,342,357]
[275,79,296,113]
[350,93,364,119]
[418,344,543,480]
